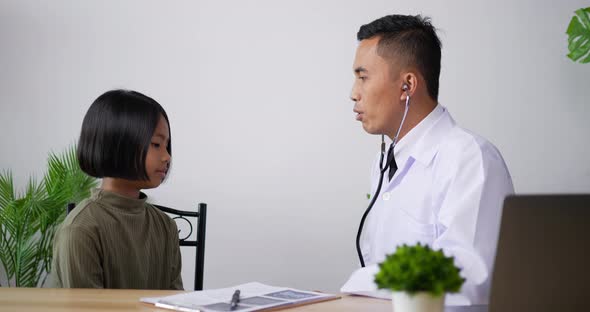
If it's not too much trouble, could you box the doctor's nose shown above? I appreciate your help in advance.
[350,90,360,103]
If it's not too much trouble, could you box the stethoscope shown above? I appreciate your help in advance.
[355,84,411,267]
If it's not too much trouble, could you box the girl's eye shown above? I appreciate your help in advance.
[152,143,161,148]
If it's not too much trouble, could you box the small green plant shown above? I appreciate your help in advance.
[0,145,97,287]
[566,7,590,64]
[374,243,465,296]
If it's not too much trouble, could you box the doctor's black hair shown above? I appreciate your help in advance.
[357,14,442,101]
[77,89,172,181]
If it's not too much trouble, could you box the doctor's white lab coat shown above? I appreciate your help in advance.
[341,105,514,305]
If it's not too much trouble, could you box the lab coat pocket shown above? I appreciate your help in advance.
[399,207,435,233]
[388,164,436,239]
[394,204,437,243]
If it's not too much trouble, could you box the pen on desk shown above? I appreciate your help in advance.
[230,289,240,310]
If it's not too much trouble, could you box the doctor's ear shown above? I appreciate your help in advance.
[399,73,417,101]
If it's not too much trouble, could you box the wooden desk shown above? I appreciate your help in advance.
[0,288,487,312]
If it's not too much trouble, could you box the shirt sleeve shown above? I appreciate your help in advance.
[431,140,514,303]
[169,220,184,290]
[50,225,104,288]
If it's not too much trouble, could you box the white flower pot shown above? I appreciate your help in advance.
[391,291,444,312]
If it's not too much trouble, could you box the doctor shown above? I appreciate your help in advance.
[341,14,514,305]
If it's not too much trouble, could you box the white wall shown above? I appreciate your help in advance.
[1,0,589,291]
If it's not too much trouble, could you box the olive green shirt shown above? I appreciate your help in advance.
[48,188,183,290]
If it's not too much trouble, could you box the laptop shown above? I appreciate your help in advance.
[488,194,590,312]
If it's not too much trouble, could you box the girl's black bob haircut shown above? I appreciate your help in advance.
[77,89,171,181]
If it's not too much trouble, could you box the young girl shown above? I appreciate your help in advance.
[48,89,183,290]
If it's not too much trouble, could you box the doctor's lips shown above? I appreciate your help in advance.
[353,109,363,121]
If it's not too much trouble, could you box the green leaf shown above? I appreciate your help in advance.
[0,171,15,211]
[576,7,590,30]
[0,144,97,287]
[566,7,590,63]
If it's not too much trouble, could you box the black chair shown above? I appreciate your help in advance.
[66,202,207,290]
[153,203,207,291]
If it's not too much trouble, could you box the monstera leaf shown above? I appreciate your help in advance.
[566,7,590,64]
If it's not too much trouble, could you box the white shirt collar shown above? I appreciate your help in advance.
[393,104,446,168]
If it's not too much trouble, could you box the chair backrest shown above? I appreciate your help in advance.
[66,202,207,291]
[153,203,207,291]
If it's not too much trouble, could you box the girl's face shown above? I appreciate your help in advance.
[143,115,171,189]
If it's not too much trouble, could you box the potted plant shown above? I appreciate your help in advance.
[374,243,465,312]
[0,146,97,287]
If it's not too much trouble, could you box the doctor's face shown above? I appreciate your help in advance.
[351,37,404,137]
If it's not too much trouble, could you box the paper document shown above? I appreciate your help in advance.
[140,282,338,312]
